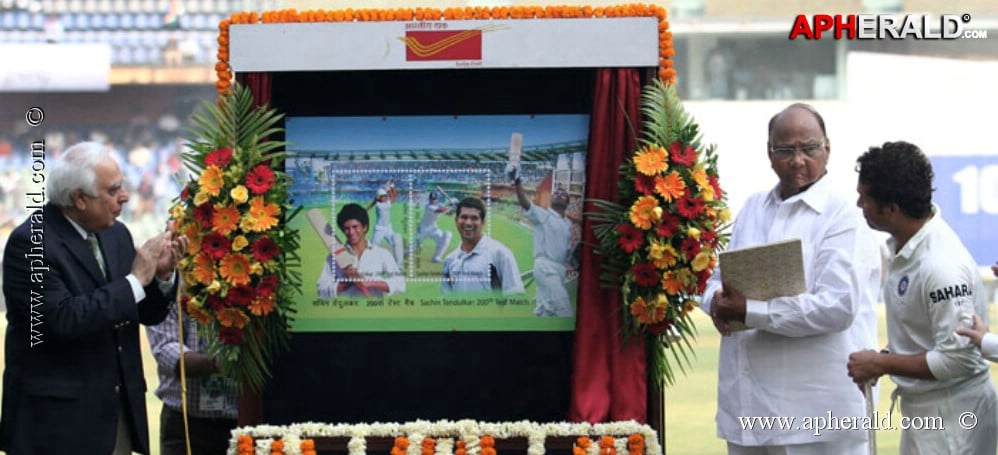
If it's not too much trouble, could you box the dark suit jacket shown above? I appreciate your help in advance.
[0,203,172,454]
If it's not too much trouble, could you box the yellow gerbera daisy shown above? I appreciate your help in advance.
[628,195,662,230]
[633,145,669,176]
[198,166,225,196]
[653,171,686,202]
[219,252,252,286]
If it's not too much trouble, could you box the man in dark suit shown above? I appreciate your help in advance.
[0,141,184,454]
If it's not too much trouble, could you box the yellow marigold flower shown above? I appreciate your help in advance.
[219,252,252,286]
[169,203,185,220]
[217,307,250,328]
[198,166,225,196]
[212,204,241,236]
[232,235,248,251]
[653,171,686,202]
[719,208,732,223]
[691,251,712,272]
[193,191,211,206]
[633,145,669,176]
[691,166,709,189]
[628,195,662,230]
[230,184,249,204]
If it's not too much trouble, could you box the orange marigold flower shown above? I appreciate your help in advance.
[217,307,250,328]
[633,145,669,176]
[212,204,241,236]
[242,196,280,232]
[248,294,275,316]
[198,166,225,196]
[654,171,686,202]
[628,195,661,230]
[192,252,215,285]
[219,252,252,286]
[662,271,685,296]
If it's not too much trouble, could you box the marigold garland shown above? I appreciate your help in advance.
[598,436,616,455]
[214,4,674,95]
[392,436,411,455]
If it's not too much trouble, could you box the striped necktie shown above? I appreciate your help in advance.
[86,233,107,279]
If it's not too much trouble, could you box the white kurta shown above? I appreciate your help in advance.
[701,176,882,447]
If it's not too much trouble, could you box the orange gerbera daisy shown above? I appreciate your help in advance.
[248,294,275,316]
[630,295,667,324]
[186,299,214,325]
[219,252,252,286]
[212,204,241,236]
[192,251,215,285]
[648,240,678,270]
[633,145,669,176]
[217,307,250,328]
[662,271,685,295]
[181,222,202,255]
[691,166,714,201]
[198,166,225,196]
[653,171,686,202]
[628,195,662,230]
[241,196,280,232]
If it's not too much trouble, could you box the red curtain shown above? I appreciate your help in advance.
[237,71,272,427]
[569,68,647,423]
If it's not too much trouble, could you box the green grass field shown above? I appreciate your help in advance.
[2,304,998,454]
[290,200,577,331]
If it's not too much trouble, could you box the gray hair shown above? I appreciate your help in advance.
[47,141,116,208]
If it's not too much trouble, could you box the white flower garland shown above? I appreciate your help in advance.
[230,420,662,455]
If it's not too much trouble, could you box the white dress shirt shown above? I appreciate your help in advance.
[700,176,882,447]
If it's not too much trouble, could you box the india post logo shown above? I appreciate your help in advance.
[401,29,483,61]
[399,24,506,61]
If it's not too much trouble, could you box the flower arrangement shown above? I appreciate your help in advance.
[590,79,730,387]
[172,82,302,392]
[213,4,674,95]
[229,420,662,455]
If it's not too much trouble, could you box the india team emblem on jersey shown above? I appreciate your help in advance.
[898,275,909,296]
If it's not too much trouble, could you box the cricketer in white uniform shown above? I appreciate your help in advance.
[514,176,575,317]
[441,197,524,294]
[848,141,996,455]
[417,191,453,263]
[369,186,404,268]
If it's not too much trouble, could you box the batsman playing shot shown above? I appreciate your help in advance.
[417,189,456,263]
[506,133,578,317]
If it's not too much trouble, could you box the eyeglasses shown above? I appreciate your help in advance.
[770,140,826,161]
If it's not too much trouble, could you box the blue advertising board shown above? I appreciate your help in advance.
[930,156,998,266]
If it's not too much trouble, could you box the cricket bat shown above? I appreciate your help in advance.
[306,208,356,269]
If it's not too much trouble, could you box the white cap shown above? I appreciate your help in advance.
[376,188,388,197]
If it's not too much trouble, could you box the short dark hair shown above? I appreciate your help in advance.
[768,103,828,140]
[456,197,486,221]
[337,203,369,230]
[856,141,934,219]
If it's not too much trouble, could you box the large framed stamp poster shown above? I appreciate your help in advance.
[286,114,588,332]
